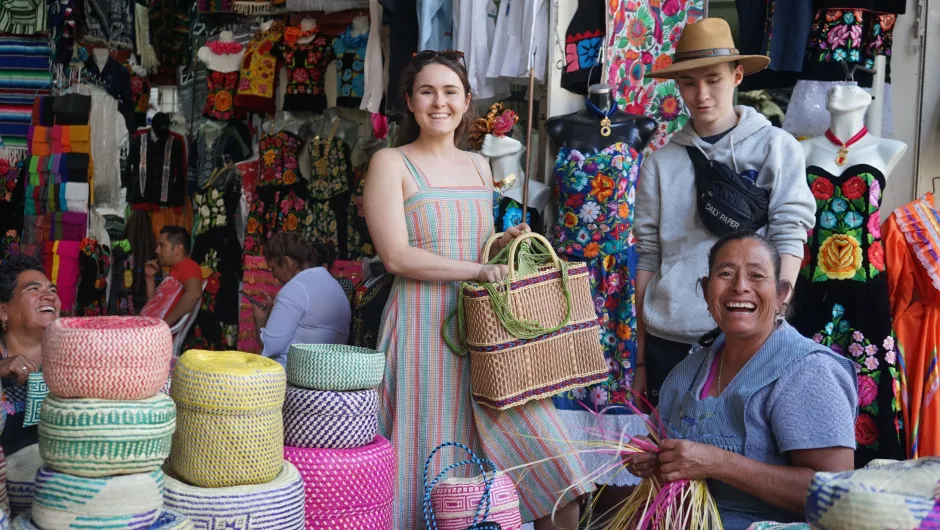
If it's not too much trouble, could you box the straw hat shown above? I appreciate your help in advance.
[651,18,770,79]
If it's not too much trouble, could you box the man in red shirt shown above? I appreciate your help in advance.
[142,226,203,326]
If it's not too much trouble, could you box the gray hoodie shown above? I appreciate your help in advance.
[634,106,816,345]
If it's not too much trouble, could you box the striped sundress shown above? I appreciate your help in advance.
[376,149,591,527]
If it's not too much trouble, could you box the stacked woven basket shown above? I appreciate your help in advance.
[283,344,394,529]
[14,316,193,529]
[163,350,306,529]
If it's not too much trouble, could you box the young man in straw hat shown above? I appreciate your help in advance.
[632,18,816,406]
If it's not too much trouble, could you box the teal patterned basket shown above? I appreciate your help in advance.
[38,394,176,477]
[22,372,48,428]
[286,344,385,391]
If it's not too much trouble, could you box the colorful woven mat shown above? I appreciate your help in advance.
[43,316,172,400]
[283,386,377,449]
[286,344,385,391]
[38,394,176,477]
[163,461,304,529]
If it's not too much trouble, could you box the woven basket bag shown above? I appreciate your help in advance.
[446,232,608,410]
[286,344,385,391]
[22,372,47,428]
[284,436,394,529]
[31,466,164,529]
[6,445,41,516]
[38,394,176,477]
[423,442,521,530]
[12,510,194,530]
[43,316,173,400]
[283,386,378,449]
[163,461,305,530]
[170,350,285,488]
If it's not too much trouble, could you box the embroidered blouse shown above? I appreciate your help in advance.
[279,34,335,113]
[235,22,284,115]
[332,26,368,108]
[123,130,187,207]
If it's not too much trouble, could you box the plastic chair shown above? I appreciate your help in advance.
[168,279,206,356]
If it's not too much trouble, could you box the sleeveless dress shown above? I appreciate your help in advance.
[549,142,646,486]
[376,149,590,527]
[792,163,905,466]
[244,130,307,256]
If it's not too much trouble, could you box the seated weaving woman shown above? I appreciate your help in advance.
[0,255,61,456]
[628,232,857,529]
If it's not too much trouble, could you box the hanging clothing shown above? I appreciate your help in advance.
[332,26,368,108]
[359,0,387,113]
[346,168,374,259]
[736,0,814,73]
[560,0,605,95]
[304,124,352,259]
[73,237,110,317]
[87,84,127,209]
[0,0,47,35]
[235,21,284,115]
[150,0,191,80]
[351,273,394,349]
[453,0,508,100]
[124,129,187,207]
[549,142,645,485]
[83,0,135,50]
[83,57,136,134]
[279,34,336,113]
[884,195,940,458]
[107,239,135,316]
[238,254,281,353]
[603,0,705,152]
[803,8,897,86]
[188,122,252,190]
[380,0,418,114]
[244,129,306,256]
[487,0,549,83]
[815,0,906,14]
[791,163,905,467]
[376,149,590,526]
[492,194,544,235]
[125,63,151,130]
[188,167,243,351]
[203,70,241,121]
[417,0,452,51]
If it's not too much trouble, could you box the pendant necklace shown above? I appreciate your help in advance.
[824,127,868,167]
[585,98,619,137]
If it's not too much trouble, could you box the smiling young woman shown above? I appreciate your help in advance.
[363,51,590,529]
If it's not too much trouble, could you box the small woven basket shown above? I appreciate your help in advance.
[286,344,385,391]
[170,350,285,488]
[423,442,521,530]
[447,232,608,410]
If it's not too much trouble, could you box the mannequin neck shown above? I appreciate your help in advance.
[587,90,614,113]
[260,20,274,32]
[829,109,868,143]
[300,19,317,32]
[218,30,234,42]
[352,16,369,36]
[92,48,109,72]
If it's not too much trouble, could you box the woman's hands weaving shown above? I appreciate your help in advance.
[0,355,38,385]
[626,438,721,482]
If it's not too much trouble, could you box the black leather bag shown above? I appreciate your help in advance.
[687,146,770,237]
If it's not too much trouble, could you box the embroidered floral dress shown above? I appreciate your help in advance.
[804,8,897,84]
[550,142,646,485]
[304,128,352,258]
[203,70,240,121]
[280,35,335,113]
[792,164,904,466]
[189,167,243,350]
[244,130,307,256]
[346,168,374,259]
[73,237,111,317]
[331,26,367,108]
[235,22,284,115]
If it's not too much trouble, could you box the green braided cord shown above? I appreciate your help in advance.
[444,236,573,356]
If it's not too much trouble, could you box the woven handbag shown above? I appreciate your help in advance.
[31,467,164,529]
[423,442,521,530]
[283,386,378,449]
[7,445,41,516]
[445,232,608,410]
[284,436,394,529]
[22,372,48,428]
[39,394,176,477]
[286,344,385,391]
[43,316,173,400]
[170,350,285,488]
[163,461,305,530]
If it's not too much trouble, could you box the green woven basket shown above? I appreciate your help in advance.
[286,344,385,391]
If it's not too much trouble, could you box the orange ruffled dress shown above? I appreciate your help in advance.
[885,193,940,457]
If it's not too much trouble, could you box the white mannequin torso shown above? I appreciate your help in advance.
[801,85,906,177]
[197,31,245,73]
[481,134,550,212]
[351,16,368,37]
[259,20,274,32]
[92,48,109,72]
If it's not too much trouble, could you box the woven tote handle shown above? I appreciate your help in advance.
[500,232,574,335]
[423,442,498,530]
[481,232,504,263]
[505,232,561,281]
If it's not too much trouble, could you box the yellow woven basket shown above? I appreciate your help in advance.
[169,350,286,488]
[450,232,608,410]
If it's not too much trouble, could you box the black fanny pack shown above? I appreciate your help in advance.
[687,146,770,237]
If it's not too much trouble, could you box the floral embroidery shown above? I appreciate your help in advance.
[281,35,335,99]
[806,9,896,71]
[259,130,303,187]
[237,21,284,104]
[332,27,367,102]
[606,0,704,153]
[802,171,884,282]
[193,188,227,236]
[566,30,604,73]
[206,40,243,55]
[203,70,240,121]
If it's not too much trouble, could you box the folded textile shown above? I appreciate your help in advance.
[63,183,88,213]
[52,94,91,126]
[46,212,86,241]
[43,240,81,312]
[31,97,54,127]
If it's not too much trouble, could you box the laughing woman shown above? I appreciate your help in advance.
[628,233,857,529]
[364,51,590,528]
[0,255,61,456]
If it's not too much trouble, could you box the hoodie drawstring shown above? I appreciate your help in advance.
[729,133,739,173]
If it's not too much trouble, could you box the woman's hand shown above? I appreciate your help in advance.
[475,264,510,283]
[250,292,274,329]
[496,223,531,250]
[658,439,720,482]
[144,260,160,279]
[0,355,38,385]
[625,450,660,479]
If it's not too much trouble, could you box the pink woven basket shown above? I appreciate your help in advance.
[284,436,394,529]
[43,316,173,400]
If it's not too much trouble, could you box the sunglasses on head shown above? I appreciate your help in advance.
[411,49,466,67]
